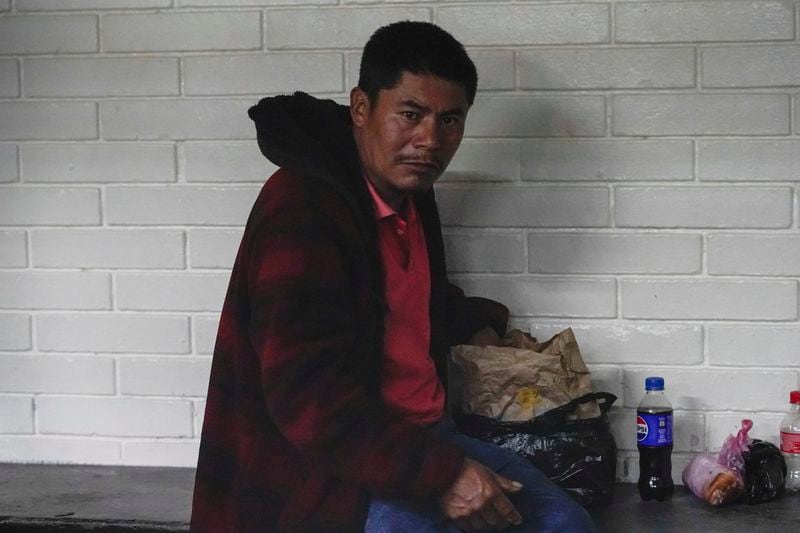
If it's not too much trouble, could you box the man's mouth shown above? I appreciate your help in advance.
[398,159,441,171]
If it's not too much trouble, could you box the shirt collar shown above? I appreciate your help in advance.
[363,174,414,222]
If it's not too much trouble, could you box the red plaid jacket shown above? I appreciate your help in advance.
[190,94,507,532]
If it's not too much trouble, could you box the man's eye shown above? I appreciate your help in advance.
[401,111,418,120]
[442,116,461,127]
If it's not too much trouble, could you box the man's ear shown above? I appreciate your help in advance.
[350,87,369,127]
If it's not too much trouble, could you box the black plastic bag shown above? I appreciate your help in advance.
[742,439,786,504]
[454,392,617,507]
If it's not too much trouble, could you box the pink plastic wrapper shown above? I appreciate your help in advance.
[681,419,752,506]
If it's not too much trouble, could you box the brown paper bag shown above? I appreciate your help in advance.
[449,327,599,422]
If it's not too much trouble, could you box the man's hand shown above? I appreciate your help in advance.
[438,458,524,531]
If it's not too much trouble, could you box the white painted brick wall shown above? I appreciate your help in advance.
[183,53,343,95]
[443,231,525,273]
[0,230,27,267]
[621,279,798,320]
[0,144,17,182]
[37,313,190,354]
[613,94,791,136]
[698,140,800,181]
[0,59,18,97]
[183,141,276,183]
[116,272,229,312]
[522,140,693,182]
[518,47,695,90]
[0,396,34,434]
[266,8,430,49]
[615,186,793,228]
[707,234,800,276]
[1,1,798,474]
[708,326,800,367]
[188,228,243,269]
[0,14,97,54]
[0,271,111,310]
[22,143,176,183]
[0,187,101,225]
[614,1,795,43]
[467,95,606,137]
[436,4,610,46]
[119,357,211,397]
[193,315,220,355]
[25,58,180,98]
[0,313,32,351]
[437,186,610,227]
[17,1,171,10]
[703,45,800,88]
[37,396,193,437]
[101,99,252,140]
[105,186,258,225]
[31,229,184,269]
[0,355,115,395]
[1,102,97,140]
[527,233,701,274]
[102,12,262,52]
[443,140,519,182]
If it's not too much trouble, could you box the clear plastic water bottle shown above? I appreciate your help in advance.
[637,376,674,501]
[780,390,800,493]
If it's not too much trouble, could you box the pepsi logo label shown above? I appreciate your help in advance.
[636,415,648,442]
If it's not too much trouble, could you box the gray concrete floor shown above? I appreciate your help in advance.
[0,464,192,531]
[1,463,799,531]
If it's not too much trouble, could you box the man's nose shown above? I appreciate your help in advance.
[412,118,442,150]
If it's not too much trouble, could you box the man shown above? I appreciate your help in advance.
[191,21,595,532]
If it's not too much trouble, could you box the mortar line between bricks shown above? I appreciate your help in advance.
[795,185,799,230]
[178,56,185,97]
[113,356,120,397]
[27,308,35,351]
[259,9,265,52]
[174,141,184,183]
[608,0,615,44]
[700,232,708,276]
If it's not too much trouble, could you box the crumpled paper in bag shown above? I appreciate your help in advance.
[449,327,599,422]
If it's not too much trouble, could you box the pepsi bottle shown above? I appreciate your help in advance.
[636,376,674,501]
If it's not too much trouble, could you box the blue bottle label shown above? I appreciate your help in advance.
[637,412,672,446]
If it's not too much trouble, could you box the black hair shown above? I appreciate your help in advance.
[358,21,478,106]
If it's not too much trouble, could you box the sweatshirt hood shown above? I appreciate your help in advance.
[248,92,362,192]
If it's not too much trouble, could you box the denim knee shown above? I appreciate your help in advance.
[537,499,596,533]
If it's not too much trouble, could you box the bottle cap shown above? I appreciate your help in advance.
[790,390,800,404]
[645,377,664,391]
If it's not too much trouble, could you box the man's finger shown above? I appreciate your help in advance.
[479,507,504,529]
[480,507,512,531]
[491,493,523,527]
[467,514,489,531]
[494,473,524,494]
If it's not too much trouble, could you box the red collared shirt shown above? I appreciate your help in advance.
[365,177,445,426]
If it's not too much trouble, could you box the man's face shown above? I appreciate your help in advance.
[350,72,469,210]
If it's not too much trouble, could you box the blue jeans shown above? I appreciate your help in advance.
[365,417,596,533]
